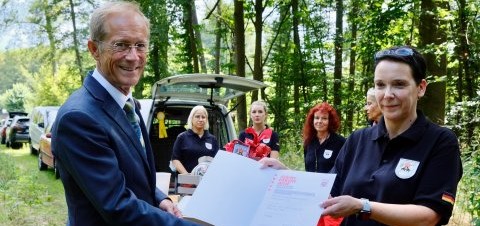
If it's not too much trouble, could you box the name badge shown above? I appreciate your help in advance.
[395,158,420,179]
[205,142,212,150]
[323,149,333,159]
[262,138,270,143]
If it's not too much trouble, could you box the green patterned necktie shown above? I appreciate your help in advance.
[124,99,145,150]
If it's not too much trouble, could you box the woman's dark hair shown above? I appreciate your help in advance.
[374,46,427,85]
[302,102,341,148]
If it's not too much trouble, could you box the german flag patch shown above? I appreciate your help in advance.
[442,192,455,205]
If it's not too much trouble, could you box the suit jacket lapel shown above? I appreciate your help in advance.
[83,75,153,175]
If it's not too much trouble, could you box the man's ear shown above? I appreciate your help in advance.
[88,40,100,60]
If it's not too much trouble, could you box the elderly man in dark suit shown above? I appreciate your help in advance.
[51,2,198,226]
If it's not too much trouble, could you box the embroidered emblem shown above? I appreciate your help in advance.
[395,158,420,179]
[205,142,212,150]
[262,138,270,143]
[323,149,333,159]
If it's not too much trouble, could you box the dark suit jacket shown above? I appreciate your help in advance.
[52,74,198,226]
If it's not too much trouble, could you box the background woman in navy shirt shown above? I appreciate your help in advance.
[172,106,219,174]
[303,102,346,173]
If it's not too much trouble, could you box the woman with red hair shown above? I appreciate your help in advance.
[303,102,346,173]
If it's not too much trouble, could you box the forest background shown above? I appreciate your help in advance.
[0,0,479,224]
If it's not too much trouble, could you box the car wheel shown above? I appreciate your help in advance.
[11,142,22,149]
[38,152,48,171]
[54,160,60,179]
[30,141,37,155]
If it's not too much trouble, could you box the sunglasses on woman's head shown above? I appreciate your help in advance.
[374,47,414,60]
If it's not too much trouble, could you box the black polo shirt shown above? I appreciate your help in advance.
[171,129,219,173]
[331,111,462,226]
[238,127,280,155]
[304,132,346,173]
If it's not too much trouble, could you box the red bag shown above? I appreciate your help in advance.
[224,128,272,160]
[317,215,343,226]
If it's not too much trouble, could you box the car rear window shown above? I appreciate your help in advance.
[17,119,29,125]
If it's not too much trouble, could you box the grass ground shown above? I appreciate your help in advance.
[0,145,67,226]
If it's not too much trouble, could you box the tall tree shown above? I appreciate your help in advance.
[333,0,343,113]
[180,0,199,72]
[191,0,207,73]
[137,0,170,98]
[234,0,247,130]
[29,0,60,76]
[68,0,83,79]
[291,0,307,115]
[250,0,268,101]
[418,0,448,125]
[214,0,222,74]
[345,0,358,132]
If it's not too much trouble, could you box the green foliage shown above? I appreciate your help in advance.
[446,93,480,223]
[0,83,31,112]
[0,50,35,95]
[27,64,82,109]
[461,157,480,224]
[279,131,304,171]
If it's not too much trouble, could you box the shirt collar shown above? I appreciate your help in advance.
[373,110,428,142]
[91,68,132,108]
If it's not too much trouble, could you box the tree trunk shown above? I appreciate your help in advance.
[43,1,56,77]
[191,1,207,73]
[234,0,247,130]
[346,0,358,133]
[184,0,199,73]
[418,0,447,125]
[252,0,264,102]
[68,0,83,80]
[333,0,343,114]
[214,0,222,74]
[292,0,305,115]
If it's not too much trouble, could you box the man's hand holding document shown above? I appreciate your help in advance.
[183,151,336,226]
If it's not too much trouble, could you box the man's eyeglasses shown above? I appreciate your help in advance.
[96,41,149,54]
[374,47,414,60]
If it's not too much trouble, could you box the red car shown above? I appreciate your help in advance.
[1,118,12,144]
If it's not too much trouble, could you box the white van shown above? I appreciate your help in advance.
[144,74,267,174]
[29,106,60,155]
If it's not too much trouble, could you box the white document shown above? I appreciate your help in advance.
[183,151,336,226]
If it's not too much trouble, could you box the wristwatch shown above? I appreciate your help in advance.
[357,198,371,220]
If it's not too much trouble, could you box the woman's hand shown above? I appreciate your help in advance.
[172,159,188,174]
[258,157,288,170]
[321,195,362,218]
[321,196,441,226]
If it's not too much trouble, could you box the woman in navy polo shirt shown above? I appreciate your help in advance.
[321,46,463,226]
[260,46,463,226]
[303,102,346,173]
[238,100,280,159]
[172,106,219,174]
